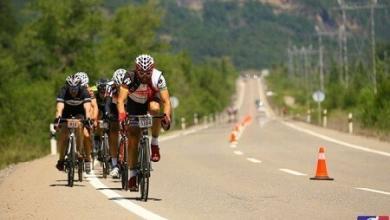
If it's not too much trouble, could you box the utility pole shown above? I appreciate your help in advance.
[335,0,386,93]
[315,26,338,92]
[370,0,378,94]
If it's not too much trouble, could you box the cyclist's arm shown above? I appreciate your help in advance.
[55,102,64,118]
[91,98,99,121]
[117,85,128,115]
[84,102,92,119]
[104,96,112,116]
[160,89,171,118]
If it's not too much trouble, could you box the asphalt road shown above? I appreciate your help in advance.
[1,77,389,220]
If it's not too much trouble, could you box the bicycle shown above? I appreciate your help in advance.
[59,117,88,187]
[118,121,129,191]
[98,119,111,178]
[122,114,164,201]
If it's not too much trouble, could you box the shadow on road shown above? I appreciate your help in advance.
[96,187,123,191]
[109,197,162,202]
[49,183,86,187]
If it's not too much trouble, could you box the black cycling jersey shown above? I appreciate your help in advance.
[56,86,91,118]
[96,81,119,119]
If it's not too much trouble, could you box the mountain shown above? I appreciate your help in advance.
[11,0,390,70]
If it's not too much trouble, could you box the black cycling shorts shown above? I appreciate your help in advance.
[126,97,160,115]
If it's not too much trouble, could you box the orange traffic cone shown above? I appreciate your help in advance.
[310,147,334,180]
[229,130,238,143]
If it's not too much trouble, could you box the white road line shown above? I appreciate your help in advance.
[355,187,390,196]
[86,125,211,219]
[233,150,244,155]
[230,143,237,148]
[246,158,262,163]
[279,168,307,176]
[87,171,167,220]
[283,121,390,158]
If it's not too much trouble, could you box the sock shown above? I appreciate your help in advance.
[111,158,117,167]
[128,169,137,180]
[151,137,158,146]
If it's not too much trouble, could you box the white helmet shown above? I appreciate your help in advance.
[66,75,81,87]
[75,72,89,86]
[112,68,127,85]
[135,54,154,71]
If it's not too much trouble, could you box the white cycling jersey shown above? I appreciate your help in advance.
[124,68,167,104]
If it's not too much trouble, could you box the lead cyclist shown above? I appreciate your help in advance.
[117,54,172,191]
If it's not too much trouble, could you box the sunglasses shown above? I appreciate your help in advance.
[137,70,152,76]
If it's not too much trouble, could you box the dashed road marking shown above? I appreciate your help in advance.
[355,187,390,196]
[279,168,307,176]
[246,158,262,163]
[234,150,244,155]
[230,143,237,148]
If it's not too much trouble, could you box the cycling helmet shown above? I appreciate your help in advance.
[135,54,154,72]
[96,78,109,91]
[112,68,127,85]
[75,72,89,86]
[66,75,81,87]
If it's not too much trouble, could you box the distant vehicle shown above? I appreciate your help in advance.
[255,99,264,108]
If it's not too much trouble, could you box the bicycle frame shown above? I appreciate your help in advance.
[60,118,86,187]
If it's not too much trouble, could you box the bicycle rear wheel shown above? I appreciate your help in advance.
[102,134,110,178]
[67,137,75,187]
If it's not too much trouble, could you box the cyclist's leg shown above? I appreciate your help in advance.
[82,127,92,173]
[149,100,162,162]
[109,121,120,177]
[149,100,161,138]
[127,127,140,169]
[83,127,93,160]
[56,125,68,170]
[76,126,85,157]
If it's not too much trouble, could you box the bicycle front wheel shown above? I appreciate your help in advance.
[119,137,128,190]
[67,137,76,187]
[139,139,150,201]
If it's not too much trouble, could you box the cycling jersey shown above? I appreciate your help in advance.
[122,69,167,104]
[56,86,91,118]
[96,81,119,119]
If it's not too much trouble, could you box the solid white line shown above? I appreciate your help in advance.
[86,124,212,219]
[283,121,390,158]
[355,187,390,196]
[246,158,262,163]
[87,171,167,220]
[279,168,307,176]
[233,150,244,155]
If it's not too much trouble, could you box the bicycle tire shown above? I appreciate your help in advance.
[120,137,128,190]
[139,138,150,201]
[103,134,110,178]
[68,136,75,187]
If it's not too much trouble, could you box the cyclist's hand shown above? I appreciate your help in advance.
[53,117,61,130]
[161,114,171,131]
[85,118,94,129]
[118,112,127,132]
[105,112,115,121]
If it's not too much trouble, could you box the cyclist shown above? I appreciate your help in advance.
[95,77,121,178]
[54,75,92,171]
[74,72,98,174]
[117,54,171,191]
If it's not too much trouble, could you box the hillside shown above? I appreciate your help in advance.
[11,0,390,69]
